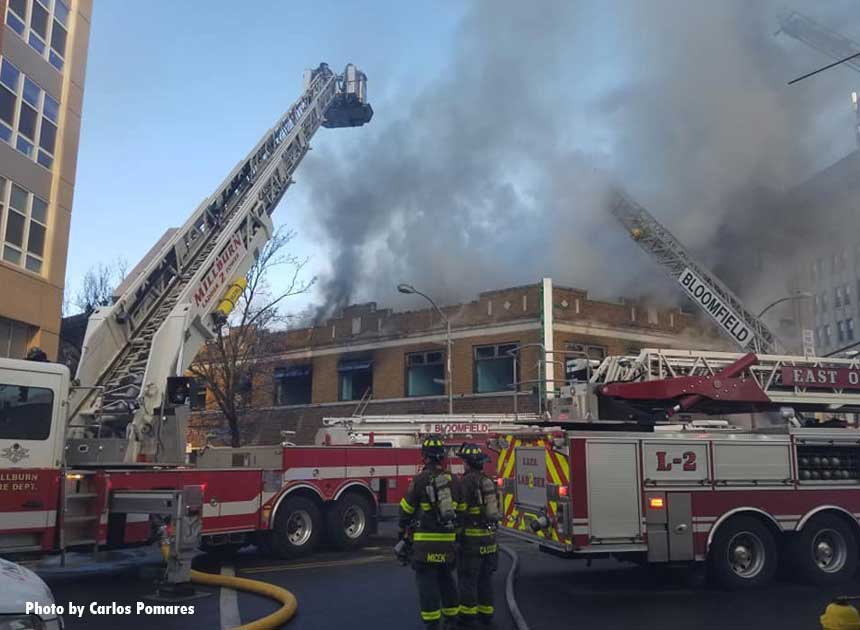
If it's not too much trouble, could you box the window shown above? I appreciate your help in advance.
[846,284,852,306]
[0,58,58,169]
[0,316,32,358]
[836,286,843,308]
[815,327,821,347]
[816,258,824,278]
[338,358,372,401]
[406,351,444,397]
[0,178,49,274]
[849,319,856,342]
[838,320,846,343]
[4,0,68,71]
[824,324,832,347]
[811,261,817,284]
[814,294,820,314]
[821,291,828,312]
[0,383,53,440]
[567,342,607,361]
[473,343,517,394]
[273,365,312,405]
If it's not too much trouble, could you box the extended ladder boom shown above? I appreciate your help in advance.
[69,63,372,464]
[778,12,860,74]
[610,192,780,354]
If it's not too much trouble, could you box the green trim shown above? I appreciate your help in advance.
[421,610,442,621]
[413,532,457,542]
[399,498,415,514]
[478,605,494,615]
[442,607,459,617]
[460,606,478,615]
[464,528,493,537]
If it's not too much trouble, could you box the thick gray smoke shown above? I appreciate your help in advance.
[302,0,860,318]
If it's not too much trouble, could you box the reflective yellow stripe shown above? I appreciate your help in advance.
[464,528,493,537]
[421,610,442,621]
[442,607,459,617]
[413,532,457,542]
[468,506,481,514]
[419,502,432,511]
[456,502,468,511]
[400,498,415,514]
[460,605,478,615]
[478,605,494,615]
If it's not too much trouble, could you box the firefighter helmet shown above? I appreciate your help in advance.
[421,435,446,461]
[457,443,490,467]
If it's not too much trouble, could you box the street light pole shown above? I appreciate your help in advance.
[756,292,813,319]
[398,283,454,414]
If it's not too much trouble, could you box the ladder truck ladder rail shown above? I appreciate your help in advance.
[610,191,780,354]
[778,12,860,74]
[66,64,372,464]
[594,347,860,411]
[70,67,339,424]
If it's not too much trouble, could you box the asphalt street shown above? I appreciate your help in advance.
[508,535,854,630]
[45,531,515,630]
[42,528,860,630]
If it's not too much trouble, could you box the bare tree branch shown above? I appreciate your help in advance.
[189,228,314,446]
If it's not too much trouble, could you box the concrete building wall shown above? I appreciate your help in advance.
[0,0,90,359]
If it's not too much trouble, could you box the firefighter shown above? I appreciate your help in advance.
[399,435,463,629]
[456,443,501,628]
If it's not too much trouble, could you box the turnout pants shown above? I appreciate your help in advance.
[414,561,459,627]
[458,552,498,625]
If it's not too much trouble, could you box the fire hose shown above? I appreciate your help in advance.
[160,544,298,629]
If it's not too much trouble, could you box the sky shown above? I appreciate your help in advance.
[68,1,860,321]
[68,0,466,313]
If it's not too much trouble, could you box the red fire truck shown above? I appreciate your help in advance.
[498,347,860,588]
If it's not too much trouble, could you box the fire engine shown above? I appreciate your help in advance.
[495,194,860,589]
[0,62,394,565]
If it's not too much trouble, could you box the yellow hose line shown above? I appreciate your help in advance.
[190,568,298,630]
[160,544,297,629]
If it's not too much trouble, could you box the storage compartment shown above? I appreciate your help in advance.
[797,445,860,483]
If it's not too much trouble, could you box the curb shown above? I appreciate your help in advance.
[499,543,530,630]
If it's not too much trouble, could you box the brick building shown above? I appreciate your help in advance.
[189,278,720,445]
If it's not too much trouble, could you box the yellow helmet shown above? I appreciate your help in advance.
[421,435,446,461]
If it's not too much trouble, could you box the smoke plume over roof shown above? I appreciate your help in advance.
[302,0,860,318]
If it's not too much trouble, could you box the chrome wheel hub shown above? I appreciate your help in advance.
[343,505,366,539]
[287,509,312,546]
[813,529,847,573]
[727,532,765,578]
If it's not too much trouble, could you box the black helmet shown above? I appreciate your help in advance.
[421,435,446,461]
[457,443,489,468]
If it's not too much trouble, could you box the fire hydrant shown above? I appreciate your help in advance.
[821,598,860,630]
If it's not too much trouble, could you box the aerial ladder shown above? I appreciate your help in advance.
[777,11,860,146]
[610,191,781,355]
[66,63,373,465]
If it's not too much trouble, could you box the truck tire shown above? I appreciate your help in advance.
[272,495,322,558]
[708,515,778,589]
[327,492,373,550]
[790,514,858,585]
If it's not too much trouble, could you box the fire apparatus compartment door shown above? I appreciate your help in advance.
[587,442,641,541]
[667,493,693,561]
[515,447,548,509]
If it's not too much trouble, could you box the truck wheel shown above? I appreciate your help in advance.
[327,492,373,550]
[708,515,778,589]
[272,495,322,558]
[790,514,858,585]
